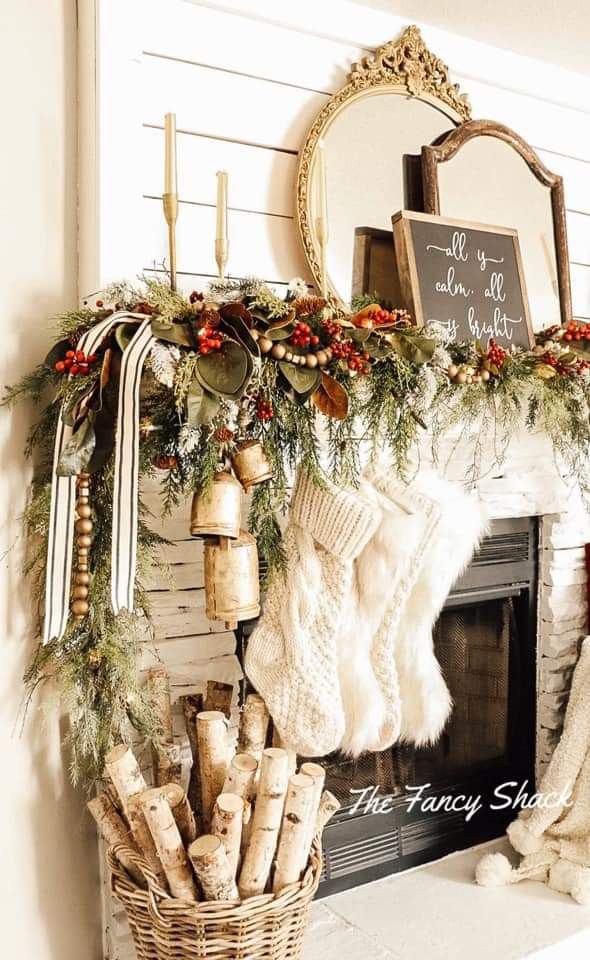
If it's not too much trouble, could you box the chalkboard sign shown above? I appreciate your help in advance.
[391,211,533,348]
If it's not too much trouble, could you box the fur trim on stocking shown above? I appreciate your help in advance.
[370,467,489,747]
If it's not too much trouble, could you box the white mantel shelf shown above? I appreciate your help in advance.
[305,840,590,960]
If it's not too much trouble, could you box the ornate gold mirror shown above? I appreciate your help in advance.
[422,120,572,330]
[297,26,471,307]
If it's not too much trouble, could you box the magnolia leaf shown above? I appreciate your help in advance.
[85,352,121,472]
[151,317,195,348]
[56,415,96,476]
[278,361,322,397]
[115,323,139,352]
[534,363,557,379]
[311,373,349,420]
[219,313,260,358]
[392,334,436,365]
[267,308,296,331]
[364,338,391,359]
[195,340,251,399]
[265,327,292,341]
[350,328,372,344]
[219,302,253,329]
[186,380,220,426]
[44,338,71,371]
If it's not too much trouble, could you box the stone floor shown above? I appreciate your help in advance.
[304,840,590,959]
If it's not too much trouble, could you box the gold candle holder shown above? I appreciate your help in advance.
[163,112,179,291]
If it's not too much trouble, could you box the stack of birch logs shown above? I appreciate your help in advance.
[89,671,339,903]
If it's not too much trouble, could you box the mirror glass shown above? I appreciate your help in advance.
[433,137,561,330]
[308,92,457,306]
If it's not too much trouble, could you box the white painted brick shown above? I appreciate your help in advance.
[540,583,586,621]
[540,627,586,658]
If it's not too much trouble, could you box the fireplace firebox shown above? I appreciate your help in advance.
[240,516,537,897]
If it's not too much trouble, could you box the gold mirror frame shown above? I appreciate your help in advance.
[296,25,472,306]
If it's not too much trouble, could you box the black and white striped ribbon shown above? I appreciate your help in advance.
[111,317,156,615]
[43,313,118,643]
[43,311,153,643]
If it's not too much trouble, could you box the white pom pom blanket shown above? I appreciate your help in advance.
[476,637,590,905]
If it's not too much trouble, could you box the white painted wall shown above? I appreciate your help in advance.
[0,1,101,957]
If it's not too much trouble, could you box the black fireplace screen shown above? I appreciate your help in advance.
[318,596,517,809]
[314,516,538,896]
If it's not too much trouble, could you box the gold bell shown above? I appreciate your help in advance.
[204,531,260,623]
[190,471,242,539]
[230,440,273,491]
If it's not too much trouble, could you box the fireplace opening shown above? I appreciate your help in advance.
[314,516,538,896]
[239,516,538,897]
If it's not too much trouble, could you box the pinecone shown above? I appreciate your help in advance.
[294,296,327,317]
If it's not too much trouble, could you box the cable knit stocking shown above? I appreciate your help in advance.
[244,471,380,757]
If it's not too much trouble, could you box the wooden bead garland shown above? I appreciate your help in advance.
[71,471,93,620]
[258,337,331,367]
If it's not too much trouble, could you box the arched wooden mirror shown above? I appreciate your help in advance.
[422,120,572,330]
[297,26,471,307]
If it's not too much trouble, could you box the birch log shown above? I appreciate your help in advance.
[272,726,297,776]
[87,792,145,886]
[238,747,289,899]
[315,790,341,835]
[222,753,258,800]
[154,741,183,788]
[161,782,198,846]
[299,761,325,856]
[222,753,258,856]
[211,793,243,878]
[197,711,229,831]
[147,666,173,741]
[203,680,233,719]
[272,773,315,892]
[140,788,198,901]
[238,694,270,767]
[126,794,168,887]
[188,835,239,901]
[105,744,147,812]
[180,693,203,815]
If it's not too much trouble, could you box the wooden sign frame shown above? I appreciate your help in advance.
[391,210,534,349]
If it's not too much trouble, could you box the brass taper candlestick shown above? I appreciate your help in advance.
[163,113,178,291]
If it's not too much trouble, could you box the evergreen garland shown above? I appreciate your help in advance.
[4,277,590,783]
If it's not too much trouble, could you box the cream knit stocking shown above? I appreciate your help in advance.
[244,471,380,757]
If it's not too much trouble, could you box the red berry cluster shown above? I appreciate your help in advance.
[320,317,342,339]
[372,307,412,326]
[55,349,98,376]
[542,352,590,377]
[563,321,590,343]
[329,339,370,374]
[214,426,234,443]
[289,321,320,349]
[197,324,223,355]
[255,397,274,421]
[487,339,507,368]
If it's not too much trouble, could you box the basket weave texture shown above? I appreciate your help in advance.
[108,839,322,960]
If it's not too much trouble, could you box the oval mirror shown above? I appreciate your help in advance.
[297,26,471,308]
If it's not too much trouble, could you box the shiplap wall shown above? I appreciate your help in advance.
[79,3,590,955]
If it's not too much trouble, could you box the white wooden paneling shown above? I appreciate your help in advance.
[142,55,327,153]
[141,126,297,216]
[141,197,311,280]
[539,151,590,215]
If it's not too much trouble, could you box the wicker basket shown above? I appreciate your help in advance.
[108,839,322,960]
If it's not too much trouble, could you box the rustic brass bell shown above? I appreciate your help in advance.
[231,440,273,491]
[190,471,242,539]
[204,531,260,623]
